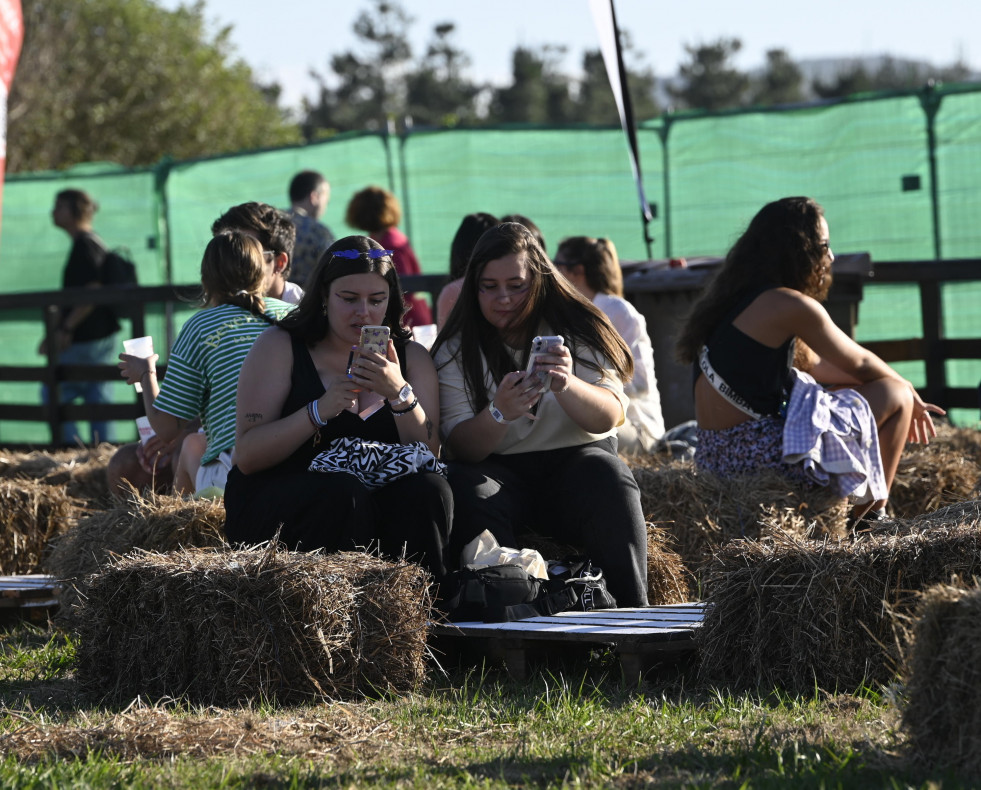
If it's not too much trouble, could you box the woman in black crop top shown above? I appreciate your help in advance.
[677,197,943,520]
[224,236,451,582]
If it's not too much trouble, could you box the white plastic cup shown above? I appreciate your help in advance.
[123,336,154,393]
[135,416,155,445]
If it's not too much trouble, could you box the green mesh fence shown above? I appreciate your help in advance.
[1,84,980,443]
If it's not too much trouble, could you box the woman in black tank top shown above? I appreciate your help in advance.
[224,235,451,583]
[677,197,943,520]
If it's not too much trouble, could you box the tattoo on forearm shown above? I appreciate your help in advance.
[245,412,263,423]
[425,417,433,440]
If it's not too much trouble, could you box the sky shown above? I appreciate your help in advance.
[159,0,979,110]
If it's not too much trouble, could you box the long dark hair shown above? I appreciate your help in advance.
[432,222,632,413]
[278,234,410,346]
[676,196,828,364]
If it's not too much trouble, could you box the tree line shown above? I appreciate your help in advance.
[8,0,974,173]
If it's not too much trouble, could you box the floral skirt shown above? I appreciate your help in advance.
[695,417,811,486]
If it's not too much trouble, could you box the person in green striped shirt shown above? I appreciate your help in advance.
[118,230,293,495]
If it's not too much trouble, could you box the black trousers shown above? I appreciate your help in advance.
[447,437,648,607]
[224,467,453,583]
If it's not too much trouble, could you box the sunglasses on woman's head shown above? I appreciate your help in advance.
[331,249,394,260]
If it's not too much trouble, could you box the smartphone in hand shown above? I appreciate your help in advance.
[358,325,390,356]
[524,334,563,393]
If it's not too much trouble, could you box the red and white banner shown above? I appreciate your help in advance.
[0,0,23,237]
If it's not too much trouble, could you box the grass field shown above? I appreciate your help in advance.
[0,622,972,789]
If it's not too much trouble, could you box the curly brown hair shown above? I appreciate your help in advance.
[676,196,829,364]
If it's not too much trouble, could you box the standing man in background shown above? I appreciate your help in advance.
[40,189,118,445]
[286,170,335,288]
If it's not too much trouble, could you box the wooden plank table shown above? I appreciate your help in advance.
[433,603,707,684]
[0,575,60,625]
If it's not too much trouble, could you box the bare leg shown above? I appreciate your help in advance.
[173,432,207,496]
[849,377,914,512]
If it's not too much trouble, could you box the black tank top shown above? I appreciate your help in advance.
[276,333,408,472]
[701,285,795,417]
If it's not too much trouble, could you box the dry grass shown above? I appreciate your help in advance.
[0,703,392,763]
[900,580,981,774]
[44,490,227,628]
[0,444,115,506]
[0,479,77,574]
[698,502,981,693]
[889,425,981,518]
[74,544,433,706]
[629,459,848,573]
[646,523,693,604]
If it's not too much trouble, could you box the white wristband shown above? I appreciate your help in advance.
[488,400,510,425]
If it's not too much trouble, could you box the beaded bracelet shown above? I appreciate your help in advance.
[306,400,330,445]
[389,398,419,417]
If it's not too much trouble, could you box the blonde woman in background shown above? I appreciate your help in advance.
[554,236,665,453]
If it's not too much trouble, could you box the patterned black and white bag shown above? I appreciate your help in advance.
[308,437,446,489]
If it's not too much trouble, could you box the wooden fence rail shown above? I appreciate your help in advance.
[0,262,978,448]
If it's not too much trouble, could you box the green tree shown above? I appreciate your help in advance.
[812,56,973,99]
[575,40,660,124]
[668,38,750,111]
[404,23,483,127]
[751,49,805,106]
[303,0,414,135]
[489,46,574,124]
[7,0,299,173]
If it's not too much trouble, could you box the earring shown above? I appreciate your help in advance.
[322,301,328,317]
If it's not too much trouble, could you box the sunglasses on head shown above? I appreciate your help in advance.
[331,249,394,259]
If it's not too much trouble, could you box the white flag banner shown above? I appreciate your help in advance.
[587,0,653,223]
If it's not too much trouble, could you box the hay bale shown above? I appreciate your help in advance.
[0,479,77,574]
[698,503,981,692]
[646,523,693,605]
[0,444,114,505]
[44,490,227,627]
[629,459,848,572]
[320,551,433,694]
[890,425,981,519]
[74,545,432,705]
[901,581,981,772]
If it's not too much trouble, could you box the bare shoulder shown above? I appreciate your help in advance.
[755,287,826,320]
[247,325,293,362]
[404,340,437,373]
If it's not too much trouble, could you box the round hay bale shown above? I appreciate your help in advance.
[890,425,981,519]
[698,504,981,692]
[629,459,848,573]
[646,523,693,605]
[901,581,981,773]
[45,490,227,628]
[75,544,361,705]
[0,478,77,574]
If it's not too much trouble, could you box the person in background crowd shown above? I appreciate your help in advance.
[287,170,335,288]
[435,212,500,329]
[40,188,119,445]
[554,236,665,453]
